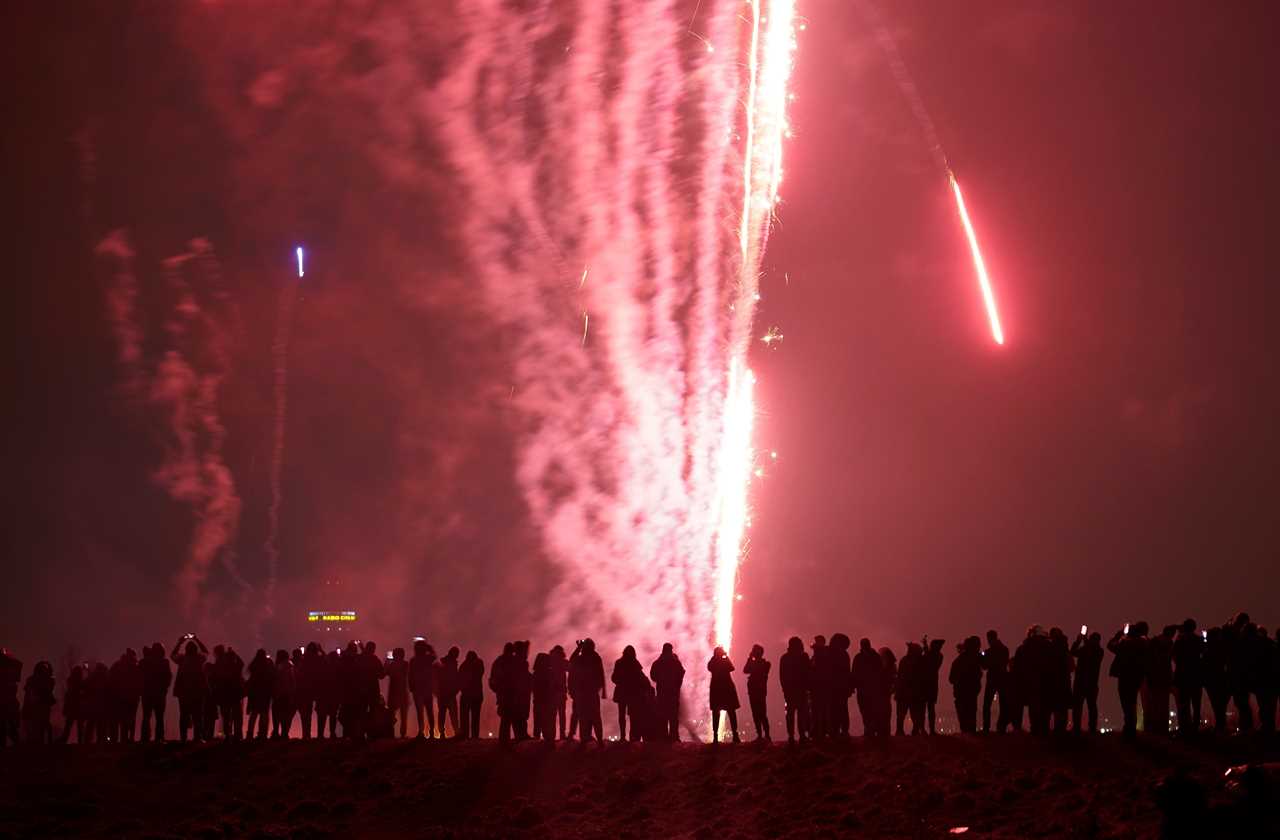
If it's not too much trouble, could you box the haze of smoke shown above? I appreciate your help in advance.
[96,232,247,617]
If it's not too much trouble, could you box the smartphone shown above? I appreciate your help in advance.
[1080,625,1088,636]
[1123,623,1130,635]
[1201,630,1208,641]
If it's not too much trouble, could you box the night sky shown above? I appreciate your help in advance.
[6,0,1279,673]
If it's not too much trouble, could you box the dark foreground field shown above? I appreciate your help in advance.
[1,735,1277,839]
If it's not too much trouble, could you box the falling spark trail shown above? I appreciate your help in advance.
[858,0,1007,345]
[265,257,300,613]
[949,173,1004,345]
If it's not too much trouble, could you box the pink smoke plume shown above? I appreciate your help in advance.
[96,233,247,617]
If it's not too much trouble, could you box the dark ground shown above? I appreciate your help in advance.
[1,735,1277,839]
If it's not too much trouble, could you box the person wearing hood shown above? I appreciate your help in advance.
[949,637,983,734]
[921,638,946,736]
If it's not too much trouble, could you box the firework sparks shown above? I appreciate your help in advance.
[716,0,798,655]
[295,246,304,278]
[949,172,1004,345]
[760,325,784,346]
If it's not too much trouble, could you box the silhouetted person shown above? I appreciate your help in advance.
[921,638,945,735]
[1201,626,1229,733]
[980,630,1010,734]
[878,647,897,737]
[508,641,533,740]
[649,643,685,741]
[356,641,386,739]
[949,636,983,734]
[246,648,275,740]
[408,639,436,738]
[106,648,142,742]
[1047,628,1073,734]
[84,662,110,742]
[851,638,884,737]
[1013,626,1052,735]
[138,644,171,743]
[1171,619,1203,738]
[0,647,20,747]
[707,646,741,743]
[1226,614,1262,733]
[385,647,409,738]
[533,652,554,741]
[211,645,244,740]
[779,637,811,742]
[1108,623,1146,738]
[1144,624,1175,735]
[318,649,341,738]
[743,644,771,741]
[1260,627,1278,735]
[458,650,485,739]
[171,635,209,742]
[548,645,569,739]
[296,642,324,739]
[808,635,830,740]
[896,642,926,735]
[569,638,606,742]
[60,663,87,744]
[436,646,461,738]
[489,642,513,739]
[272,649,296,738]
[829,634,853,737]
[22,661,56,744]
[1070,631,1103,733]
[611,645,647,742]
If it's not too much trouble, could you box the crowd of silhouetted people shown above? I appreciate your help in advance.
[2,612,1277,747]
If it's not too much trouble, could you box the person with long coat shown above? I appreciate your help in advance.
[569,639,606,742]
[611,645,647,742]
[851,638,884,737]
[458,651,485,739]
[779,637,811,742]
[707,646,741,743]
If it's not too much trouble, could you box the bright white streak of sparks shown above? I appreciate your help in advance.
[949,173,1004,345]
[716,0,797,654]
[296,246,305,278]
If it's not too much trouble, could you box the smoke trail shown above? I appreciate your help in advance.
[855,0,949,173]
[96,233,247,616]
[263,279,298,617]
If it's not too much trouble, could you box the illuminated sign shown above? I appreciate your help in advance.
[307,610,357,623]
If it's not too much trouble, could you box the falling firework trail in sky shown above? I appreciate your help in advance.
[857,0,1005,344]
[264,249,302,614]
[949,175,1004,344]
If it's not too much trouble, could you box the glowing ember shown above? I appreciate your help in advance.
[714,360,755,651]
[949,172,1004,345]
